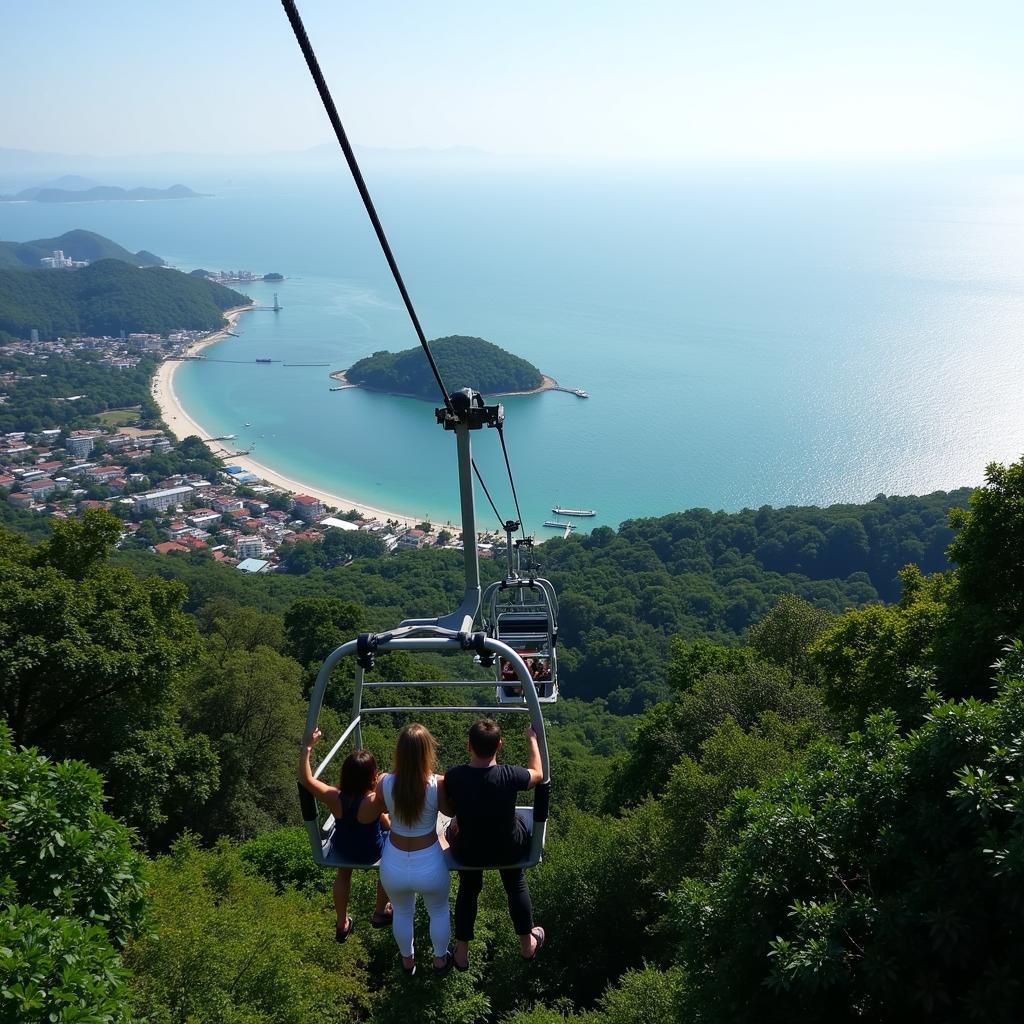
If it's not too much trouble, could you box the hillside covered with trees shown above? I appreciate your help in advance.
[2,458,1023,1022]
[347,335,543,399]
[0,228,163,269]
[0,258,250,340]
[0,350,160,433]
[115,484,970,712]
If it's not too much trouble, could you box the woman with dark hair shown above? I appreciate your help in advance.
[377,722,452,975]
[299,727,392,942]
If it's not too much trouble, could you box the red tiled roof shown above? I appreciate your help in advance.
[154,541,189,555]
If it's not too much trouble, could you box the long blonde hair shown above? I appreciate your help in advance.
[391,723,437,827]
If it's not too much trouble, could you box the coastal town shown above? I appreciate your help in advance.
[0,324,495,570]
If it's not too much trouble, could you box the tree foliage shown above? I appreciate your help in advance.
[0,258,248,340]
[672,647,1024,1023]
[126,837,370,1024]
[0,510,201,770]
[0,350,159,433]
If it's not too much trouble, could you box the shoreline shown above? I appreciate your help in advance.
[329,369,561,400]
[151,308,424,530]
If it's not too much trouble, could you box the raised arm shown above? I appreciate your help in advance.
[524,725,544,788]
[298,727,343,820]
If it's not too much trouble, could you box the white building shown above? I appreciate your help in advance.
[40,250,89,269]
[236,537,266,560]
[133,485,194,514]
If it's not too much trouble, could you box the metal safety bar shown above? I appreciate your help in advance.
[361,705,533,714]
[362,680,494,689]
[312,715,362,781]
[300,632,551,870]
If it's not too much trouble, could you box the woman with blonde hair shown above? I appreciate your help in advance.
[377,722,452,975]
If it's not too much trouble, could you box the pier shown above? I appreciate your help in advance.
[172,356,282,364]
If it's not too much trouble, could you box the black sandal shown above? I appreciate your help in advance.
[522,926,545,960]
[433,951,454,977]
[335,916,355,943]
[371,906,393,929]
[401,955,417,976]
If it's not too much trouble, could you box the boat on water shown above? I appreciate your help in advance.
[552,507,596,517]
[573,389,589,398]
[256,358,273,363]
[244,422,252,427]
[543,520,576,530]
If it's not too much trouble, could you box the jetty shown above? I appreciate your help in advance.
[543,520,576,539]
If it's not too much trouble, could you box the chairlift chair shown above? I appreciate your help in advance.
[298,391,552,872]
[483,528,560,704]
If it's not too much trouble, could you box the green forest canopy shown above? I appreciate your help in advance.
[3,459,1024,1022]
[347,335,543,399]
[0,351,160,433]
[0,228,163,269]
[0,259,250,340]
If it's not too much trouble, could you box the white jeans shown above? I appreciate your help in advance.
[379,840,451,957]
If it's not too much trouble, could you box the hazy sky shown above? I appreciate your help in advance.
[5,0,1023,162]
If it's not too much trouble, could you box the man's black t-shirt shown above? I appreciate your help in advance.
[444,763,531,866]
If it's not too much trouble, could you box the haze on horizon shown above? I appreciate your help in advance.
[4,0,1024,166]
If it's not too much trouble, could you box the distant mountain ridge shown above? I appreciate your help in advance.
[0,230,163,270]
[0,182,204,203]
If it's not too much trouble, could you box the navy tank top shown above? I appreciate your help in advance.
[331,794,386,864]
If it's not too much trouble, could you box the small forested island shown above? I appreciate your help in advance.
[0,180,204,203]
[0,259,250,340]
[0,229,163,269]
[343,334,545,399]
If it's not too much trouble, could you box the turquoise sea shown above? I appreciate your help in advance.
[3,159,1024,532]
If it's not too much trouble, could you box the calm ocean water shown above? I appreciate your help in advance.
[4,159,1024,531]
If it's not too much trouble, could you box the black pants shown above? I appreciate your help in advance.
[454,867,533,941]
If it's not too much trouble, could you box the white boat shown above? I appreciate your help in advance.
[552,507,596,517]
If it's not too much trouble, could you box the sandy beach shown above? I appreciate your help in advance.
[152,307,422,530]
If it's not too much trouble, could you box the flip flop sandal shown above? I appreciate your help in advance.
[335,916,355,943]
[371,907,394,928]
[433,951,454,977]
[401,956,417,976]
[523,926,545,960]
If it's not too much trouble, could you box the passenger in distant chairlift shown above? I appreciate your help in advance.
[299,729,393,942]
[439,719,546,970]
[528,657,553,697]
[500,657,523,698]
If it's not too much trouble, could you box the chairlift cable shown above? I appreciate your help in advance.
[497,423,527,542]
[282,0,521,527]
[473,459,506,528]
[280,0,455,417]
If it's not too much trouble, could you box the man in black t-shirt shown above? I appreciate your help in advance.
[440,719,545,969]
